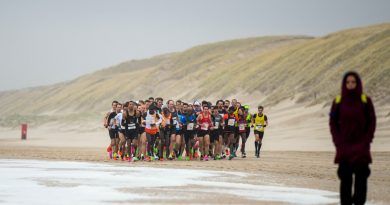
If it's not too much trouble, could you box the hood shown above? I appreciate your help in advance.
[341,71,363,100]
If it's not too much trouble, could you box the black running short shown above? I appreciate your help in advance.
[254,130,264,139]
[138,127,145,134]
[125,130,138,140]
[109,129,119,139]
[210,130,220,143]
[175,129,182,136]
[197,130,209,137]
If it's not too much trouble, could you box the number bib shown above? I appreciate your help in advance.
[214,122,220,129]
[228,119,235,126]
[128,123,136,130]
[187,123,194,131]
[239,123,245,131]
[201,123,209,131]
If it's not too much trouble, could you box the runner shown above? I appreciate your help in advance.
[115,102,127,160]
[107,103,121,159]
[244,105,252,141]
[167,100,179,160]
[104,100,118,128]
[178,103,189,158]
[210,105,224,160]
[143,102,162,161]
[156,97,163,114]
[138,102,147,161]
[224,100,230,108]
[182,106,197,160]
[145,100,151,111]
[224,106,238,160]
[252,105,268,158]
[174,104,184,160]
[104,100,118,157]
[122,101,140,161]
[197,105,212,161]
[159,105,172,161]
[237,106,248,158]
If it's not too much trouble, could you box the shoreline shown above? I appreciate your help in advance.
[1,146,389,204]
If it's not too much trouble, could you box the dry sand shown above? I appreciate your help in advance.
[1,101,389,204]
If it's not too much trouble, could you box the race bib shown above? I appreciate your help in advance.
[214,122,220,129]
[201,123,209,130]
[165,120,170,125]
[228,119,235,126]
[121,125,125,129]
[239,123,245,131]
[256,124,263,129]
[187,123,194,131]
[128,123,136,130]
[172,117,177,124]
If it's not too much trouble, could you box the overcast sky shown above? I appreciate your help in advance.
[0,0,389,91]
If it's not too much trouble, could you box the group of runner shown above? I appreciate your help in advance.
[104,97,268,162]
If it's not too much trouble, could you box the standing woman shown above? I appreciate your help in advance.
[329,71,376,205]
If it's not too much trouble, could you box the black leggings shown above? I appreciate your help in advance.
[146,133,157,156]
[337,162,370,205]
[184,131,195,156]
[159,129,171,158]
[240,133,247,153]
[245,127,250,139]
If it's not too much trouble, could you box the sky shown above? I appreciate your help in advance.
[0,0,389,91]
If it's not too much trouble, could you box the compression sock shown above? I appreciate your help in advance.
[258,143,262,155]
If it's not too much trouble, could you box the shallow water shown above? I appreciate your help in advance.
[0,159,339,205]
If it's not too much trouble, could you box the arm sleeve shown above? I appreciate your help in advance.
[366,97,376,143]
[329,101,341,146]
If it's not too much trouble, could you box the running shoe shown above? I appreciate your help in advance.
[204,155,209,161]
[113,152,117,160]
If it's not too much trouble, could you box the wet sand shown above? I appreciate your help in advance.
[0,145,389,204]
